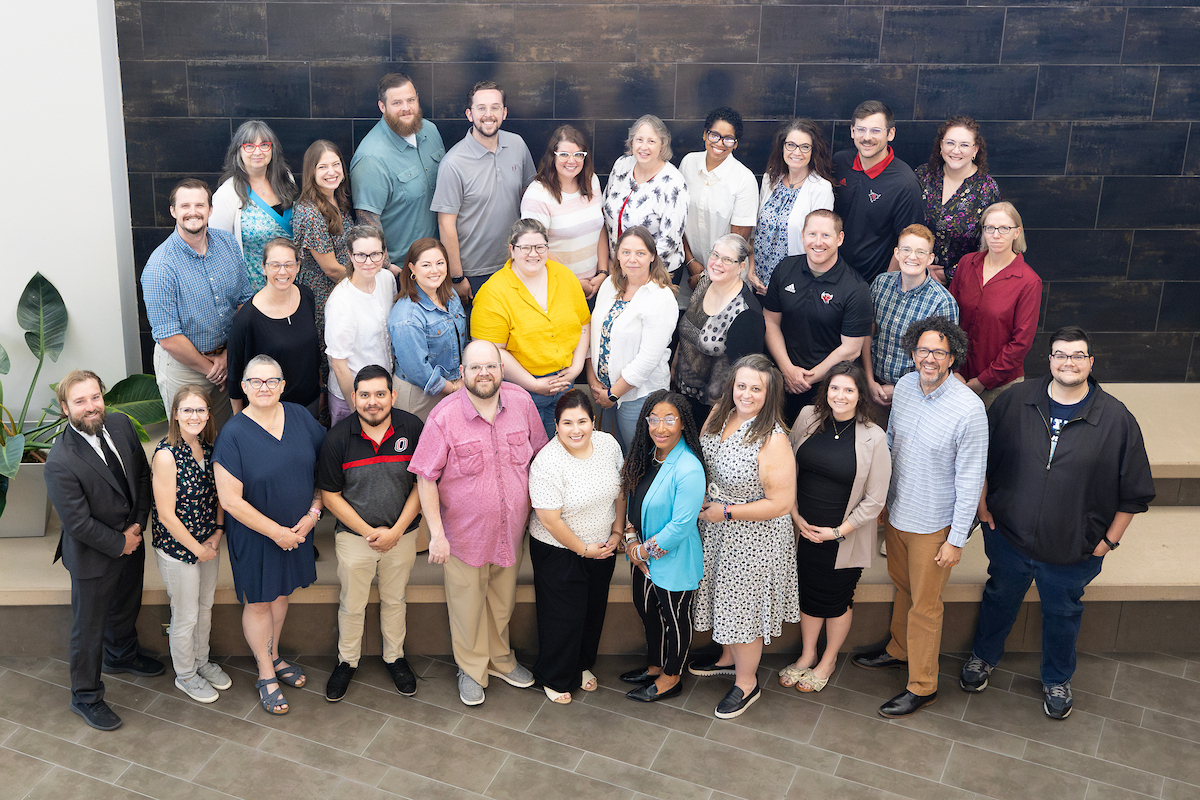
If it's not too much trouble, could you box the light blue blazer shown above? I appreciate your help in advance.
[639,440,706,592]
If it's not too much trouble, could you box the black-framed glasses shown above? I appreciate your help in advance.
[982,225,1017,235]
[243,377,283,389]
[513,243,549,255]
[783,141,812,154]
[351,251,386,264]
[705,130,737,148]
[914,347,951,361]
[1051,352,1092,364]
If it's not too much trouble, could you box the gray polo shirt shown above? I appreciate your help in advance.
[350,118,446,263]
[430,128,536,278]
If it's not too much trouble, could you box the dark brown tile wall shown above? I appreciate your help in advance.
[117,0,1200,382]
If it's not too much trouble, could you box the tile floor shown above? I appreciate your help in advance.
[3,649,1199,800]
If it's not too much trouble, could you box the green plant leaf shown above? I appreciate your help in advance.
[0,474,8,519]
[126,415,151,443]
[0,433,24,479]
[0,342,9,375]
[17,273,68,363]
[106,375,166,427]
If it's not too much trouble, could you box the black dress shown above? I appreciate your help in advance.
[226,285,321,408]
[794,419,861,617]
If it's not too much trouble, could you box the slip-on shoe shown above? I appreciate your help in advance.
[620,667,659,685]
[102,653,165,678]
[626,680,683,703]
[851,649,907,671]
[878,690,937,718]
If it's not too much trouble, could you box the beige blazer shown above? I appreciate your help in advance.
[789,405,892,570]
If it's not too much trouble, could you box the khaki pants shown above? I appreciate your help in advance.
[153,343,232,428]
[979,376,1023,410]
[884,521,953,696]
[442,554,521,686]
[393,378,441,422]
[335,529,418,667]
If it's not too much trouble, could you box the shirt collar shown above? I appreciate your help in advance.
[458,384,506,421]
[461,129,505,159]
[353,414,396,454]
[896,271,932,294]
[852,147,895,179]
[379,118,424,149]
[921,374,956,401]
[805,256,845,283]
[170,230,213,259]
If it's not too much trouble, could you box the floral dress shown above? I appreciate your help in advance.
[914,165,1001,281]
[693,416,800,645]
[239,196,293,291]
[292,200,355,373]
[596,298,629,389]
[150,439,218,564]
[753,183,801,286]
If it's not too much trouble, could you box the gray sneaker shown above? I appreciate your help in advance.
[487,663,535,688]
[458,670,485,706]
[197,662,232,691]
[1043,682,1073,720]
[175,674,219,703]
[959,655,993,693]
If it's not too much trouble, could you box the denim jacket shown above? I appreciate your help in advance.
[388,286,467,396]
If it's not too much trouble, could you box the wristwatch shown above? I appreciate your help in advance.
[1102,535,1120,550]
[833,528,846,543]
[608,392,619,404]
[450,275,465,284]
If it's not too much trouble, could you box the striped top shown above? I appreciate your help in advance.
[521,175,605,279]
[886,371,988,547]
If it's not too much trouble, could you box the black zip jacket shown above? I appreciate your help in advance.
[985,375,1155,566]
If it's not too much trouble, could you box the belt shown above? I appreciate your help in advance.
[202,345,227,357]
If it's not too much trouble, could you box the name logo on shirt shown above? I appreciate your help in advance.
[868,190,881,203]
[784,283,796,293]
[838,178,847,186]
[820,291,834,305]
[394,437,409,453]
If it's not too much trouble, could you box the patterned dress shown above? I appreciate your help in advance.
[150,439,218,564]
[292,200,355,378]
[914,165,1001,281]
[693,416,800,645]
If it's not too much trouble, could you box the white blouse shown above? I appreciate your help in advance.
[528,431,624,549]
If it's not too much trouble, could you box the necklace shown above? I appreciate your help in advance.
[832,417,854,440]
[265,288,295,325]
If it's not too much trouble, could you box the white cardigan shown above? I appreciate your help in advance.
[758,172,835,258]
[589,279,678,407]
[210,178,247,251]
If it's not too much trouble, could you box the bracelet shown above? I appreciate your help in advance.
[450,275,465,284]
[596,270,609,276]
[723,504,732,521]
[637,544,648,561]
[213,524,224,531]
[308,506,322,521]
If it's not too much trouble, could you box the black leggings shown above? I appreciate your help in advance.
[631,565,695,676]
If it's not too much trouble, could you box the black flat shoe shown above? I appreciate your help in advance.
[878,690,937,718]
[851,649,907,671]
[70,699,123,731]
[715,683,761,719]
[620,667,660,685]
[626,680,683,702]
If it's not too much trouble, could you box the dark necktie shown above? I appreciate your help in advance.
[99,433,132,501]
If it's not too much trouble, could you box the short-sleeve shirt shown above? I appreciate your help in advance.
[679,151,759,264]
[520,176,605,279]
[430,129,537,277]
[832,147,923,282]
[141,229,254,351]
[408,383,549,568]
[528,431,624,549]
[868,271,959,386]
[762,255,873,370]
[324,272,398,400]
[316,408,424,534]
[351,118,446,263]
[471,261,591,376]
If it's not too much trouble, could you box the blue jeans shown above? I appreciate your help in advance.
[530,377,565,440]
[971,525,1105,686]
[601,397,643,455]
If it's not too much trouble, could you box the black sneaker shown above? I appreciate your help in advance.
[1043,682,1073,720]
[385,658,417,697]
[325,661,356,702]
[714,683,761,719]
[959,655,993,693]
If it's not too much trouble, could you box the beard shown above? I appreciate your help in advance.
[356,404,392,427]
[385,105,423,138]
[70,405,107,436]
[466,376,500,400]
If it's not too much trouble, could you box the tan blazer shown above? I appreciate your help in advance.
[789,405,891,570]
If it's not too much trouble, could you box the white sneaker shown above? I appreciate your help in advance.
[175,674,219,703]
[197,662,232,690]
[879,539,888,557]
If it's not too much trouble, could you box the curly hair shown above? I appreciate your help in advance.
[899,316,969,370]
[703,354,788,444]
[619,390,707,498]
[927,115,989,176]
[807,361,880,433]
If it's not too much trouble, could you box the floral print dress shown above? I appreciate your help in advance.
[914,165,1001,281]
[292,200,355,374]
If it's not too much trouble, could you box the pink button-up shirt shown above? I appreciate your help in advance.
[409,383,548,568]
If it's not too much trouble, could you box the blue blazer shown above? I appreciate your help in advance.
[639,440,706,592]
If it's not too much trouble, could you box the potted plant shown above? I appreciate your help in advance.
[0,272,167,537]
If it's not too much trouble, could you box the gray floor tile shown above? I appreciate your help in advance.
[993,652,1118,698]
[415,658,547,731]
[1083,783,1160,800]
[785,766,910,800]
[1162,778,1200,800]
[75,705,223,780]
[452,715,584,770]
[0,746,54,799]
[0,656,58,678]
[24,767,149,800]
[1139,708,1200,745]
[5,724,130,783]
[192,741,343,800]
[327,779,405,800]
[0,670,88,742]
[833,757,975,800]
[809,706,953,781]
[580,683,713,738]
[117,764,238,800]
[143,694,269,748]
[1007,675,1145,725]
[574,752,714,800]
[888,709,1027,758]
[941,742,1090,800]
[1022,742,1163,796]
[704,721,841,774]
[961,686,1104,755]
[1110,663,1200,722]
[0,717,16,744]
[1096,720,1200,786]
[339,682,464,733]
[526,698,669,769]
[376,766,488,800]
[1100,652,1189,677]
[486,755,637,800]
[683,671,823,744]
[257,729,390,785]
[650,729,796,799]
[363,716,507,794]
[242,678,389,754]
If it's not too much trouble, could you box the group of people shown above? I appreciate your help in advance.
[45,80,1156,732]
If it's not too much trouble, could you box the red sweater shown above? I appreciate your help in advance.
[949,251,1042,389]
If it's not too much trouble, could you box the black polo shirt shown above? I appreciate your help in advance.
[316,408,423,534]
[832,147,923,282]
[762,254,872,370]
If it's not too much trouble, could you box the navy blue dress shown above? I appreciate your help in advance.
[213,402,325,603]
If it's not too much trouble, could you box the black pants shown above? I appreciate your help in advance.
[630,564,694,676]
[783,386,819,428]
[68,545,146,704]
[530,538,615,693]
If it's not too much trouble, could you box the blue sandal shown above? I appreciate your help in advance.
[256,677,289,715]
[273,657,306,688]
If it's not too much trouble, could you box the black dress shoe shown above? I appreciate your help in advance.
[102,653,165,678]
[851,649,907,671]
[626,680,684,702]
[325,662,356,702]
[620,667,660,685]
[879,690,937,718]
[70,699,123,731]
[386,657,417,697]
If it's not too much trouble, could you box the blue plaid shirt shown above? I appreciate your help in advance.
[869,271,959,386]
[142,229,253,352]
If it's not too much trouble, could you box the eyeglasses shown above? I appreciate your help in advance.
[896,246,931,258]
[914,347,951,361]
[705,130,737,148]
[783,141,812,154]
[472,104,504,115]
[243,377,283,389]
[265,260,299,271]
[983,225,1017,235]
[1051,352,1092,364]
[943,139,976,151]
[513,243,549,255]
[240,142,273,154]
[178,407,210,417]
[554,151,587,160]
[465,362,501,374]
[645,415,680,428]
[851,127,886,137]
[708,250,741,267]
[351,251,386,264]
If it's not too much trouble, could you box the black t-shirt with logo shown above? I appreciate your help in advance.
[762,255,873,370]
[1047,383,1094,464]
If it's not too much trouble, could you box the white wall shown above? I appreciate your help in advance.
[0,0,138,419]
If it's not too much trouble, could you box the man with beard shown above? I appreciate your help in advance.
[318,365,425,702]
[142,178,253,427]
[350,72,446,264]
[409,340,548,706]
[44,370,163,731]
[432,81,537,303]
[960,327,1153,720]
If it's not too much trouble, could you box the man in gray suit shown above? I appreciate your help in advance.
[44,369,163,731]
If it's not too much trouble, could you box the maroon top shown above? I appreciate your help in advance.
[949,251,1042,390]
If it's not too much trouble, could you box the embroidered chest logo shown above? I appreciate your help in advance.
[820,292,834,304]
[784,283,796,293]
[838,178,847,186]
[868,190,881,203]
[394,437,408,453]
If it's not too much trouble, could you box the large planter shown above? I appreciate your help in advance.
[0,462,50,538]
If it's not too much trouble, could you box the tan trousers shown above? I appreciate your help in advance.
[153,343,232,428]
[442,554,521,686]
[335,529,418,667]
[884,521,953,696]
[979,376,1023,410]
